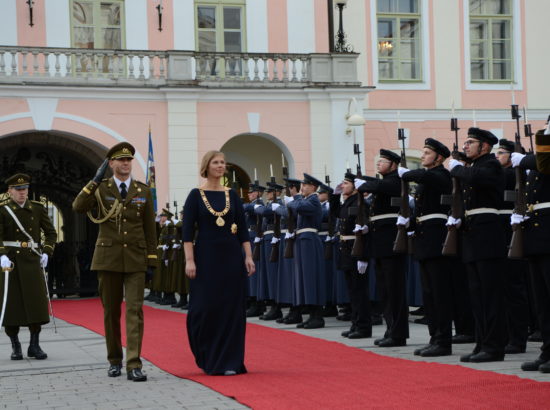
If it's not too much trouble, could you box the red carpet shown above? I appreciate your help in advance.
[53,299,549,409]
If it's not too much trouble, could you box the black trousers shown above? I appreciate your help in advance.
[4,324,42,337]
[450,257,474,336]
[503,259,529,348]
[375,255,409,340]
[528,255,550,361]
[466,258,506,355]
[344,266,372,333]
[419,257,453,347]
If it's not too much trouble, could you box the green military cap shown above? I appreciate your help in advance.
[106,142,135,160]
[160,208,173,218]
[6,173,31,189]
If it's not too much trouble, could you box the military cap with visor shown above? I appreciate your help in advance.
[424,138,451,158]
[283,178,302,189]
[6,173,31,190]
[248,183,266,193]
[266,181,284,192]
[302,173,323,187]
[318,183,333,194]
[107,142,135,160]
[160,208,174,218]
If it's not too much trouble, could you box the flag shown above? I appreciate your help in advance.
[146,127,157,213]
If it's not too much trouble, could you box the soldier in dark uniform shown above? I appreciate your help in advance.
[172,210,188,309]
[535,126,550,174]
[356,149,409,347]
[287,174,326,329]
[73,142,157,381]
[1,174,57,360]
[243,184,265,317]
[399,138,454,356]
[511,130,550,373]
[495,139,529,354]
[448,128,507,363]
[318,184,338,317]
[159,209,177,306]
[330,172,371,339]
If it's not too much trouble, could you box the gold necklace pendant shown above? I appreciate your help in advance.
[216,216,225,226]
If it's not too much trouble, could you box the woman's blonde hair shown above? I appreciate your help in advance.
[200,150,225,178]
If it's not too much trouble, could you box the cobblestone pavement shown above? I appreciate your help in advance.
[1,299,547,409]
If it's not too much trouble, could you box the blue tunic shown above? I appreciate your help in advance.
[319,200,335,304]
[183,188,249,375]
[287,194,326,306]
[275,205,295,305]
[243,198,263,298]
[255,201,280,301]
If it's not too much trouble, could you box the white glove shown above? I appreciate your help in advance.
[354,178,366,190]
[325,236,333,243]
[162,244,169,251]
[271,237,280,244]
[164,220,171,226]
[353,224,362,233]
[172,243,181,249]
[398,166,410,178]
[449,159,462,171]
[333,184,344,195]
[546,123,550,135]
[271,203,281,211]
[1,255,12,269]
[172,218,180,225]
[361,225,369,234]
[254,204,261,210]
[357,261,368,274]
[446,216,462,228]
[511,152,526,168]
[254,237,262,243]
[40,253,48,268]
[284,196,294,204]
[510,213,529,225]
[407,231,415,237]
[164,260,169,267]
[284,232,295,239]
[396,215,410,227]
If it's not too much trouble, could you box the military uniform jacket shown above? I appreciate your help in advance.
[243,198,264,240]
[520,154,550,256]
[329,193,369,268]
[0,199,57,326]
[500,166,516,243]
[72,178,157,272]
[450,153,506,262]
[287,194,322,231]
[358,170,401,258]
[402,166,451,261]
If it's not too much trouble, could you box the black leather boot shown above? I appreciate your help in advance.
[10,335,23,360]
[28,332,47,360]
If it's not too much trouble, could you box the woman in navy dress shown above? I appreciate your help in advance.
[183,151,255,375]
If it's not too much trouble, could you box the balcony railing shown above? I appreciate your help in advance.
[0,46,360,88]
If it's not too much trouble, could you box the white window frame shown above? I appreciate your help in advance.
[463,0,523,90]
[370,0,431,90]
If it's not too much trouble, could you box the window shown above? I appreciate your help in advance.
[195,1,245,53]
[469,0,512,81]
[71,1,124,49]
[376,0,421,81]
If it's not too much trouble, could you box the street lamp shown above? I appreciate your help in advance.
[334,0,352,53]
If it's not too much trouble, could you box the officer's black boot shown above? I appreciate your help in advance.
[28,332,47,360]
[172,294,186,308]
[9,335,23,360]
[180,293,189,310]
[160,292,176,305]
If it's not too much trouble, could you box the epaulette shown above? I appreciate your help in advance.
[31,200,45,207]
[135,180,150,189]
[0,199,9,206]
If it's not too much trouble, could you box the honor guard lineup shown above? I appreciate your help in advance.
[3,120,550,378]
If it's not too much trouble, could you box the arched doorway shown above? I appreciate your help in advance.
[0,130,108,297]
[220,133,293,201]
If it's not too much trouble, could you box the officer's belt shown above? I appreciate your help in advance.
[369,213,399,222]
[340,235,356,241]
[528,202,550,212]
[296,228,318,235]
[464,208,498,217]
[263,230,274,235]
[3,241,39,249]
[280,229,288,234]
[157,245,164,249]
[318,231,329,236]
[416,213,447,223]
[497,209,513,215]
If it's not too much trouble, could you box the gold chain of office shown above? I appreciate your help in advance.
[199,188,230,227]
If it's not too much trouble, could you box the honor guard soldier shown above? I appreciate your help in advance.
[73,142,157,381]
[330,172,371,339]
[159,209,177,306]
[355,149,409,347]
[286,173,326,329]
[399,138,454,356]
[318,183,337,316]
[511,128,550,373]
[172,210,188,309]
[535,122,550,173]
[495,139,529,354]
[448,128,507,363]
[0,174,57,360]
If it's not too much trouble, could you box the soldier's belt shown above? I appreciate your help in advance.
[3,241,39,249]
[280,229,288,234]
[157,245,164,249]
[416,213,448,223]
[318,231,329,236]
[528,202,550,212]
[464,208,498,217]
[340,235,356,241]
[497,209,513,215]
[296,228,318,235]
[369,213,399,222]
[263,230,274,235]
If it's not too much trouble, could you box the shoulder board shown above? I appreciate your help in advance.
[135,180,149,187]
[31,200,45,207]
[0,199,9,207]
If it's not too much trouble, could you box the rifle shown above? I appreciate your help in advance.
[523,107,534,153]
[252,180,263,261]
[508,104,527,259]
[324,174,334,260]
[442,118,463,256]
[351,143,365,258]
[269,177,281,263]
[283,166,296,259]
[393,128,410,253]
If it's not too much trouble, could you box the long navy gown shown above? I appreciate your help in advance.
[182,188,249,375]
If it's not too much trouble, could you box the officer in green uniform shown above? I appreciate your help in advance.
[1,173,57,360]
[72,142,157,382]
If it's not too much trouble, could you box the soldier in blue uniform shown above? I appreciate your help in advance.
[356,149,409,347]
[286,174,326,329]
[243,183,265,317]
[449,128,507,363]
[318,184,338,317]
[399,138,454,356]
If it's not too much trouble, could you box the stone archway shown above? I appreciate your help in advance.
[0,130,108,296]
